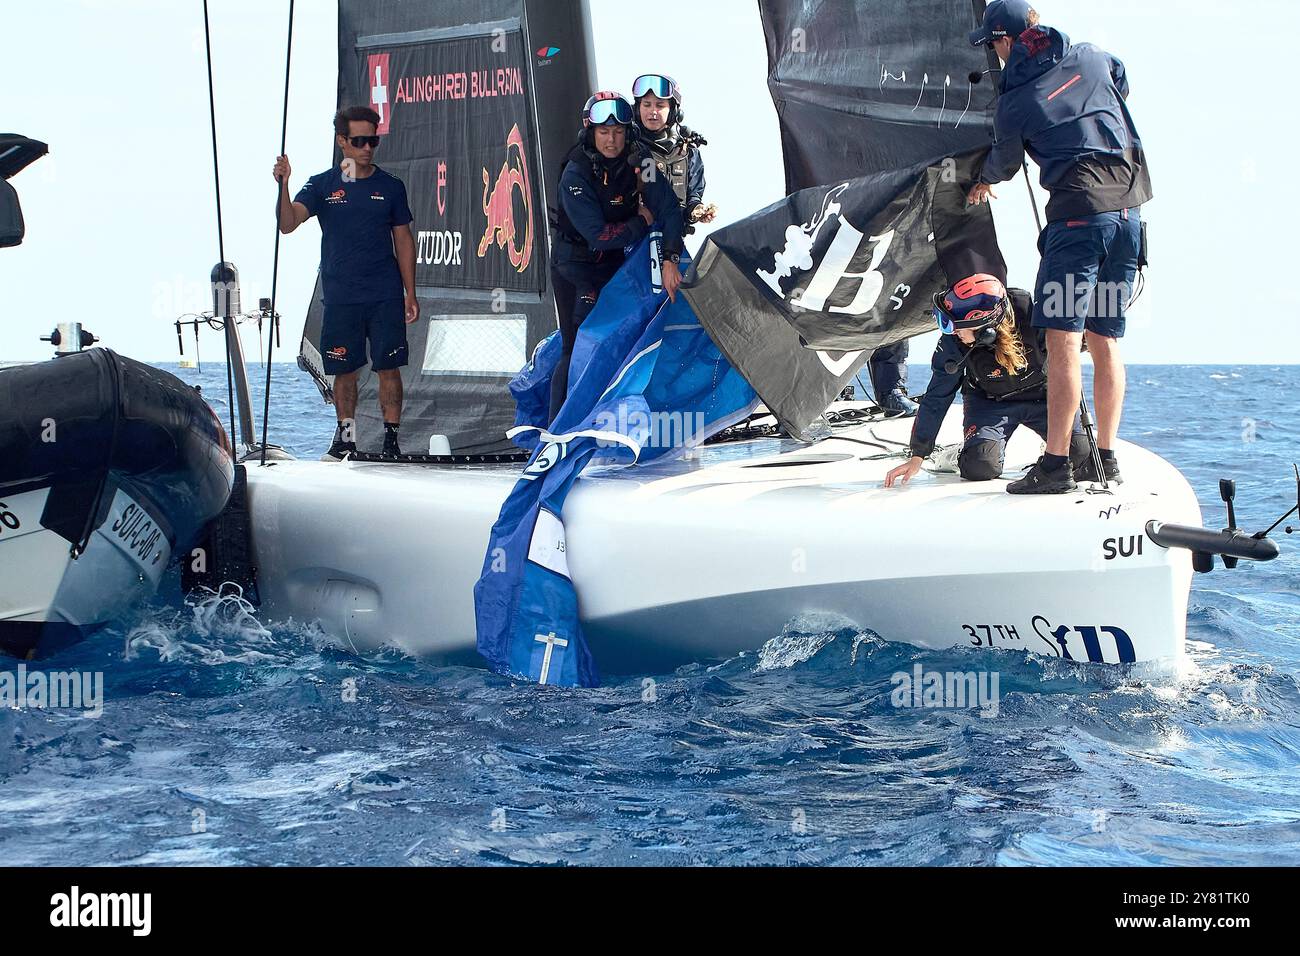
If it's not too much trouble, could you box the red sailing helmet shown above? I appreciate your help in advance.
[932,274,1009,334]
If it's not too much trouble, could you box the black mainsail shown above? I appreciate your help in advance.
[299,0,595,454]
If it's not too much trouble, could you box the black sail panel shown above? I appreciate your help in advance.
[300,0,594,454]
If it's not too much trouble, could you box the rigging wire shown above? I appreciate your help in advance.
[261,0,295,465]
[202,0,237,448]
[1021,160,1044,233]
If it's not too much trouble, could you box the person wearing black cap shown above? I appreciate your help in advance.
[967,1,1151,494]
[885,274,1091,488]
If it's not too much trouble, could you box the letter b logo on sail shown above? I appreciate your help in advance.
[792,228,896,315]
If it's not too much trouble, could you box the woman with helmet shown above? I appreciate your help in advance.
[884,274,1098,489]
[631,73,716,233]
[548,91,686,422]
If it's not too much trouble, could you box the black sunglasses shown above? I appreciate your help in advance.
[346,135,380,148]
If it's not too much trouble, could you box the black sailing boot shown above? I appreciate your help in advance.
[322,420,357,462]
[1073,449,1123,485]
[382,422,402,458]
[1007,455,1077,495]
[878,387,918,418]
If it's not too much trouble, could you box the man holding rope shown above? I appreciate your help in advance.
[274,106,419,460]
[966,1,1151,494]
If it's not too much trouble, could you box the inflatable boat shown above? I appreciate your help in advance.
[0,349,235,657]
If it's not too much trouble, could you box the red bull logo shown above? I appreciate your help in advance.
[477,124,534,273]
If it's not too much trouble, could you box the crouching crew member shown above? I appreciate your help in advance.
[885,275,1096,488]
[549,91,686,422]
[631,73,717,232]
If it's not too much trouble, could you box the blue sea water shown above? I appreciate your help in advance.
[2,362,1297,866]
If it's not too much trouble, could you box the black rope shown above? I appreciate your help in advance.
[261,0,294,466]
[202,0,237,448]
[819,435,895,454]
[1257,464,1300,539]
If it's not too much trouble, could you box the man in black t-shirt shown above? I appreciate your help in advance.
[275,106,418,460]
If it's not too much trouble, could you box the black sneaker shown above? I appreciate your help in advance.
[1007,457,1078,495]
[878,388,918,419]
[382,431,402,458]
[1074,454,1123,485]
[321,439,357,462]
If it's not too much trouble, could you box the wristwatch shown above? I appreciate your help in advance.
[665,252,681,265]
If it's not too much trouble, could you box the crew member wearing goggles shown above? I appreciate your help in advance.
[885,274,1095,488]
[548,91,686,422]
[631,73,716,234]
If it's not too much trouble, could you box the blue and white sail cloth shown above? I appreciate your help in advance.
[474,239,758,687]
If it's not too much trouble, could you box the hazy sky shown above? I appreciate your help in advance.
[3,0,1296,364]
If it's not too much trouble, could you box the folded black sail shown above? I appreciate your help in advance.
[300,0,594,454]
[682,0,1005,439]
[683,151,1005,437]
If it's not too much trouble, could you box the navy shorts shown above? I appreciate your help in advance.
[321,298,408,375]
[1032,208,1141,338]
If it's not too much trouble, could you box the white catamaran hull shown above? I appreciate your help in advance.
[242,406,1201,673]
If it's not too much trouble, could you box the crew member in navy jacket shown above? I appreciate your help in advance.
[967,1,1151,494]
[549,91,686,422]
[885,275,1093,487]
[631,73,716,234]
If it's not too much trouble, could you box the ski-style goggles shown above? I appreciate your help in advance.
[346,135,380,148]
[631,74,680,102]
[934,301,959,336]
[932,291,1007,335]
[587,97,633,126]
